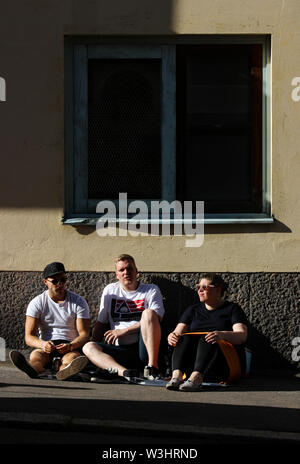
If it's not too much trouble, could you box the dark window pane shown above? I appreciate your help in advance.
[88,59,161,200]
[177,45,262,213]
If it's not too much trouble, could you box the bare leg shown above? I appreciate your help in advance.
[171,369,184,380]
[170,370,202,384]
[140,309,161,368]
[83,341,127,377]
[188,371,203,385]
[59,351,81,371]
[29,349,51,374]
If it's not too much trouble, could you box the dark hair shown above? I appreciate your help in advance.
[200,273,228,297]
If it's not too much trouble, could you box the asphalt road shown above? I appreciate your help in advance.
[1,363,300,456]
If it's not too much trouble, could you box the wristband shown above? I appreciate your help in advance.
[41,342,44,351]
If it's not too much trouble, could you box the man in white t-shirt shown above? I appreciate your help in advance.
[83,254,165,381]
[9,262,90,380]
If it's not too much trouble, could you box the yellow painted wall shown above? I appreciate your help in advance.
[0,0,300,272]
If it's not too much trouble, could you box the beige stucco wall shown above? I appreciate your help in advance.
[0,0,300,272]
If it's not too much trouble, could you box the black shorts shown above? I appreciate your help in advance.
[40,339,82,366]
[96,332,148,370]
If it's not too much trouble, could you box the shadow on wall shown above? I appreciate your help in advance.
[146,275,297,373]
[246,326,295,373]
[0,271,298,372]
[0,0,177,209]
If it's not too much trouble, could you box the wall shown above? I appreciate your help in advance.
[1,270,299,370]
[0,0,300,272]
[0,0,299,370]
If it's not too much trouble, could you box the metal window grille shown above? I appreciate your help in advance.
[88,59,162,200]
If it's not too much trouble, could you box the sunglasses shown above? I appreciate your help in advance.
[195,284,216,291]
[47,277,67,285]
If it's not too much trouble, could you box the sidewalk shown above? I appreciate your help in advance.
[1,360,300,446]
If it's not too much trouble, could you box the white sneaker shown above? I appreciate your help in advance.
[56,356,88,381]
[143,365,160,380]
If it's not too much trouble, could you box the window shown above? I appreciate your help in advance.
[88,58,162,201]
[64,37,271,223]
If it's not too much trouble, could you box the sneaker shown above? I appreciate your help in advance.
[179,379,202,392]
[143,365,160,380]
[90,367,120,383]
[166,377,184,391]
[9,350,38,379]
[56,355,88,381]
[122,369,139,381]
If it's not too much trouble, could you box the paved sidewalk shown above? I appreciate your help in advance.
[1,361,300,446]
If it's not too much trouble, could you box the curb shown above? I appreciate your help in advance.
[1,412,300,444]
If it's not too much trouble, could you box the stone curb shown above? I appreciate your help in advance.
[1,411,300,444]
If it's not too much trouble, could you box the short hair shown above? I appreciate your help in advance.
[115,254,137,269]
[199,273,228,296]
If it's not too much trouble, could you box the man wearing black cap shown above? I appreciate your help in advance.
[9,262,90,380]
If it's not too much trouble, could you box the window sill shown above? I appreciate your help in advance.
[62,214,274,226]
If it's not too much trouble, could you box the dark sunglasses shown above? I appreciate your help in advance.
[47,277,67,285]
[195,284,216,291]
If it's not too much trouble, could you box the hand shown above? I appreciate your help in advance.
[41,340,56,354]
[168,331,181,347]
[55,343,72,355]
[205,331,222,344]
[104,329,125,345]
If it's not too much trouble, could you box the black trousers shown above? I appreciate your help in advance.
[172,334,229,381]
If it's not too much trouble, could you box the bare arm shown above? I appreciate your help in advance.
[205,323,248,345]
[64,317,90,351]
[73,317,90,348]
[92,321,109,342]
[25,316,45,348]
[56,318,90,355]
[168,322,189,346]
[103,322,141,345]
[25,316,56,353]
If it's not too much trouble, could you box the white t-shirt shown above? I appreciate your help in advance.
[97,281,165,345]
[26,289,90,341]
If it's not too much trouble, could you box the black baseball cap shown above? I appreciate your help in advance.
[42,262,66,279]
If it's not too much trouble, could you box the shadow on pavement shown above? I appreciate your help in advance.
[0,395,300,437]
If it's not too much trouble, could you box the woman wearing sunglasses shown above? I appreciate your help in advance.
[166,273,248,391]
